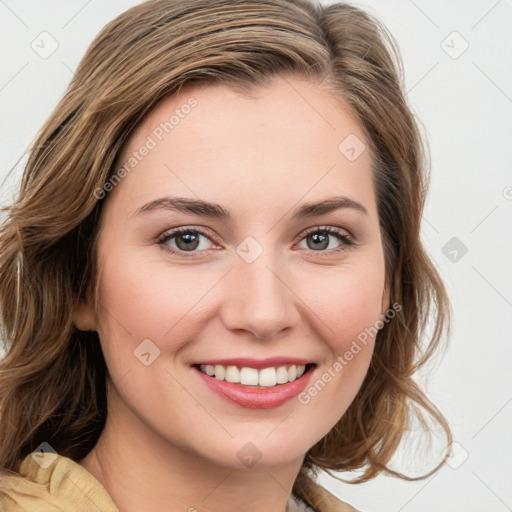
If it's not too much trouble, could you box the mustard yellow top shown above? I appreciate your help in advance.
[0,453,118,511]
[0,453,359,511]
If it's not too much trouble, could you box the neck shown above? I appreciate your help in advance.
[78,386,303,512]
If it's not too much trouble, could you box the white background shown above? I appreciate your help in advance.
[1,1,511,511]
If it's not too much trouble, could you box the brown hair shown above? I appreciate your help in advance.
[0,0,451,506]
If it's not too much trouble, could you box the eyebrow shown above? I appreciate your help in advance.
[133,195,368,219]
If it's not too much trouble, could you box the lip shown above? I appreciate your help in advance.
[192,363,315,409]
[193,357,313,369]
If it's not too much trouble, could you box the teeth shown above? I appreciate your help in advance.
[240,367,259,386]
[276,366,289,384]
[225,365,240,383]
[198,363,308,387]
[214,365,225,380]
[259,367,276,387]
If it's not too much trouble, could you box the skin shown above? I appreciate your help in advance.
[74,74,389,512]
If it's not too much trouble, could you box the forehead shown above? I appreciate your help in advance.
[105,75,376,221]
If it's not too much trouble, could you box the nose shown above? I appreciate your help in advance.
[219,251,301,341]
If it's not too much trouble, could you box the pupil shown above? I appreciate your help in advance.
[177,233,199,251]
[309,232,328,250]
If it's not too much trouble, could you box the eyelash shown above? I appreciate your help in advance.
[156,225,356,258]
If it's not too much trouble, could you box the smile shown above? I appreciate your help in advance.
[192,358,316,409]
[198,363,307,387]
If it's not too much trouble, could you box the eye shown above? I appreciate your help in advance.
[156,225,356,258]
[295,226,355,254]
[157,227,216,255]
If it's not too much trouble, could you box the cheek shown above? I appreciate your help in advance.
[293,262,384,417]
[94,248,221,366]
[298,261,384,353]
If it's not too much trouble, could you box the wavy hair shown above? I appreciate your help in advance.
[0,0,451,507]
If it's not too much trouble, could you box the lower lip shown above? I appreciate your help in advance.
[194,367,314,409]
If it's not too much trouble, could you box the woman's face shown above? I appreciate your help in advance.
[76,75,388,470]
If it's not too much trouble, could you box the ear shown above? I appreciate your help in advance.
[73,286,97,331]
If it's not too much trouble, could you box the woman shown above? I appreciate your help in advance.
[0,0,452,511]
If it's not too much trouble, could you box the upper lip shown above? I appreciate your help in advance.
[193,357,314,369]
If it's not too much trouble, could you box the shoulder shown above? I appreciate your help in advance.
[312,484,360,512]
[295,476,361,512]
[0,452,118,512]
